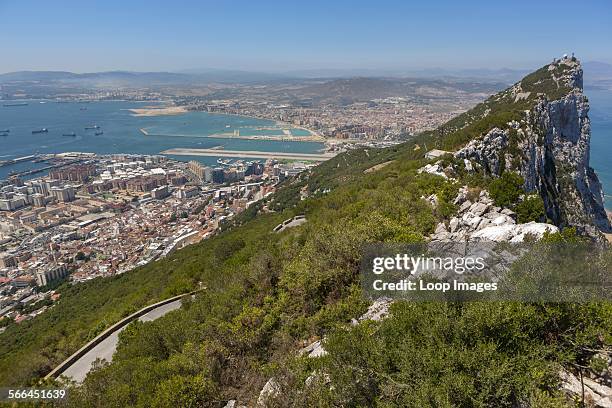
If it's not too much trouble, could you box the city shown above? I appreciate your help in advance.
[0,152,312,331]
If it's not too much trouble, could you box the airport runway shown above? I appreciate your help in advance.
[161,147,336,162]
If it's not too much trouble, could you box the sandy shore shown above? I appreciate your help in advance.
[129,106,187,117]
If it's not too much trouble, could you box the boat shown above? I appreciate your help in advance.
[0,130,9,133]
[32,128,48,134]
[80,107,88,111]
[84,125,100,130]
[62,132,77,137]
[225,125,231,128]
[3,102,28,107]
[95,131,104,136]
[217,158,231,165]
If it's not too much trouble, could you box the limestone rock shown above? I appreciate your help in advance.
[354,297,393,324]
[435,222,448,234]
[299,339,328,358]
[417,163,448,179]
[455,61,611,237]
[560,370,612,408]
[257,378,281,407]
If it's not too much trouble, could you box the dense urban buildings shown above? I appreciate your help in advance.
[0,152,309,326]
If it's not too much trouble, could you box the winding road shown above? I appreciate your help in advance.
[45,292,203,383]
[61,300,182,382]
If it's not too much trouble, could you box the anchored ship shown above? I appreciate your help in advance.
[32,128,48,134]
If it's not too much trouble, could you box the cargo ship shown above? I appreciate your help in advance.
[32,128,48,134]
[62,132,77,137]
[84,125,100,130]
[3,102,28,107]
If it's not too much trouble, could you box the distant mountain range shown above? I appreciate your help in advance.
[1,61,610,88]
[0,70,285,87]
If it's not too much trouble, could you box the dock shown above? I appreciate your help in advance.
[161,148,336,162]
[0,155,39,168]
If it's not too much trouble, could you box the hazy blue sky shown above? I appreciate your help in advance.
[1,0,611,73]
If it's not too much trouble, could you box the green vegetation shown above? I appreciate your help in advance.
[0,61,605,407]
[489,172,525,207]
[516,194,546,223]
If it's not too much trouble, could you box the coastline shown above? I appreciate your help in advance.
[189,109,322,138]
[130,105,323,140]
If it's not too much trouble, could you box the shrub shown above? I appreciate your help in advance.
[489,172,524,207]
[515,194,546,223]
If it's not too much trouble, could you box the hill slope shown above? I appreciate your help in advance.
[0,59,610,407]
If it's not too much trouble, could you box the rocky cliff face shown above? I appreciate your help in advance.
[455,58,611,235]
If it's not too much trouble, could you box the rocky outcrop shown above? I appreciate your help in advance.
[257,378,281,407]
[455,128,509,175]
[455,59,611,236]
[298,297,394,364]
[560,370,612,408]
[299,339,328,358]
[353,297,392,323]
[418,163,449,179]
[430,186,559,242]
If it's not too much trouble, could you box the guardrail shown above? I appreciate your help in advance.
[44,289,204,380]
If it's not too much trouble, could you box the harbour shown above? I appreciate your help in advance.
[0,100,326,180]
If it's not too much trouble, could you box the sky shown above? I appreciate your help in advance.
[1,0,611,74]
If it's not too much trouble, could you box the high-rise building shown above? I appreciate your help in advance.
[50,185,76,203]
[151,185,169,200]
[32,193,46,207]
[188,161,207,181]
[0,253,17,269]
[212,168,225,184]
[204,167,213,183]
[35,263,69,286]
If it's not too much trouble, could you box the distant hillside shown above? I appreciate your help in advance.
[288,77,505,105]
[0,70,288,88]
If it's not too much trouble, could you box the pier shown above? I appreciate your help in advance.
[161,148,336,162]
[0,155,39,168]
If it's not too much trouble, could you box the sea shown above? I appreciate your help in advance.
[586,89,612,210]
[0,100,324,179]
[0,95,611,209]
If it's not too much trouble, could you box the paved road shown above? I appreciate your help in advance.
[61,299,182,382]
